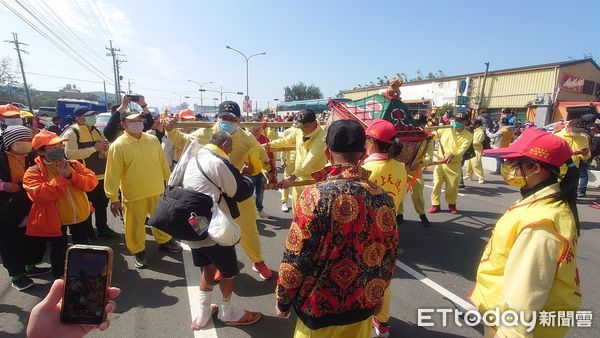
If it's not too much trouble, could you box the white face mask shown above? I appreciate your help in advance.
[2,118,22,126]
[126,121,144,134]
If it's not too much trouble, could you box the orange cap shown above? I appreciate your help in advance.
[0,104,22,118]
[32,130,67,150]
[178,109,195,121]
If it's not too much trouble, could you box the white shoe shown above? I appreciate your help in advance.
[478,179,485,184]
[257,210,270,219]
[281,203,290,212]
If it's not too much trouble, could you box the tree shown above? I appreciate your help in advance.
[0,56,18,101]
[336,90,345,98]
[437,103,454,116]
[284,82,323,102]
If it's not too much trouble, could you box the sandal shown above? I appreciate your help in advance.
[191,304,218,330]
[222,310,262,326]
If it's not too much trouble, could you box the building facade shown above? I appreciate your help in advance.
[341,59,600,124]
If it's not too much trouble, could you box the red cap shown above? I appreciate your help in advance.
[178,109,195,121]
[0,104,22,118]
[32,130,67,150]
[484,128,572,167]
[366,119,396,142]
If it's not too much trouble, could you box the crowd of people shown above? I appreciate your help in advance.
[0,97,597,337]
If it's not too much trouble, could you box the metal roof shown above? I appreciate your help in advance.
[343,59,600,94]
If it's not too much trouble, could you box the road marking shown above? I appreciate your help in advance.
[424,184,466,197]
[396,260,477,312]
[181,243,218,338]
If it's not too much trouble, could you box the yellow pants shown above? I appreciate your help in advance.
[236,197,263,263]
[376,287,392,323]
[281,162,295,204]
[465,149,484,180]
[293,316,372,338]
[431,162,461,206]
[123,195,172,254]
[399,170,426,216]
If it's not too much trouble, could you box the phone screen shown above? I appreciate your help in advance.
[61,247,111,324]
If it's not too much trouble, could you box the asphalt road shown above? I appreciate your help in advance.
[1,170,599,338]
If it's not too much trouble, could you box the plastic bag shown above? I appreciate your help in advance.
[208,202,241,246]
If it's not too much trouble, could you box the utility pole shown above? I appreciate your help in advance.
[5,33,33,112]
[478,62,490,108]
[115,56,126,99]
[106,40,120,102]
[103,80,108,105]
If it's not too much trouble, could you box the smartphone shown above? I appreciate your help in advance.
[127,95,141,102]
[61,245,113,325]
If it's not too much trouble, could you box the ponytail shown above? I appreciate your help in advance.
[372,137,404,159]
[559,159,581,236]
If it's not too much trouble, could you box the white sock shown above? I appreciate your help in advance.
[218,295,245,322]
[194,289,213,327]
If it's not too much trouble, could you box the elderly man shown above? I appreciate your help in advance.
[183,131,261,329]
[64,107,117,239]
[164,101,273,280]
[266,109,327,213]
[275,120,398,338]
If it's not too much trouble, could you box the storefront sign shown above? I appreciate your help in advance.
[559,74,585,93]
[456,95,469,105]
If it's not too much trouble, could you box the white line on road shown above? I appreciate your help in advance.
[424,184,466,197]
[396,260,476,312]
[181,243,218,338]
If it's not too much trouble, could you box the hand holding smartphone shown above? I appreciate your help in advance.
[61,245,113,325]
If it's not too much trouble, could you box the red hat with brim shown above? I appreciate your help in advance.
[178,109,195,121]
[484,128,572,168]
[366,119,396,142]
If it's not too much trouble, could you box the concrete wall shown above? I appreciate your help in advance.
[481,157,599,188]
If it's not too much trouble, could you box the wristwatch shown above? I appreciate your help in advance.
[288,174,297,181]
[140,104,148,108]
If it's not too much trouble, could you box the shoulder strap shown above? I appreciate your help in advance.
[72,126,80,143]
[195,154,223,204]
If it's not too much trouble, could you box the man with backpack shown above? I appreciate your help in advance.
[64,107,118,239]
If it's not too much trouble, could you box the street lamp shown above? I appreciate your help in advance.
[225,45,266,117]
[199,87,243,104]
[188,80,213,111]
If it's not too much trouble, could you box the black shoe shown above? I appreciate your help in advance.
[26,266,52,277]
[97,227,120,238]
[159,239,183,253]
[459,183,466,189]
[134,251,148,269]
[12,275,35,291]
[396,214,404,225]
[420,214,430,227]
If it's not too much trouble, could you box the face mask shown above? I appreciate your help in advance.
[501,162,528,188]
[3,118,22,126]
[125,121,144,134]
[452,121,463,129]
[11,141,33,155]
[218,120,238,134]
[46,148,65,162]
[85,116,97,126]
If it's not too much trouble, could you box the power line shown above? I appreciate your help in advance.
[1,0,113,82]
[90,0,113,41]
[32,0,111,67]
[4,33,33,111]
[72,0,107,46]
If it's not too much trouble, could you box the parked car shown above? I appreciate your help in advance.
[95,112,111,133]
[37,106,58,117]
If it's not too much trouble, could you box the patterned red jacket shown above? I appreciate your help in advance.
[276,164,398,330]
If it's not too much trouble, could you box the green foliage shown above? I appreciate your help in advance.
[284,82,323,101]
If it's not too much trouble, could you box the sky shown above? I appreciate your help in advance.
[1,0,599,111]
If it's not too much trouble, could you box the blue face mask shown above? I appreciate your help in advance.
[218,120,238,134]
[452,121,463,129]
